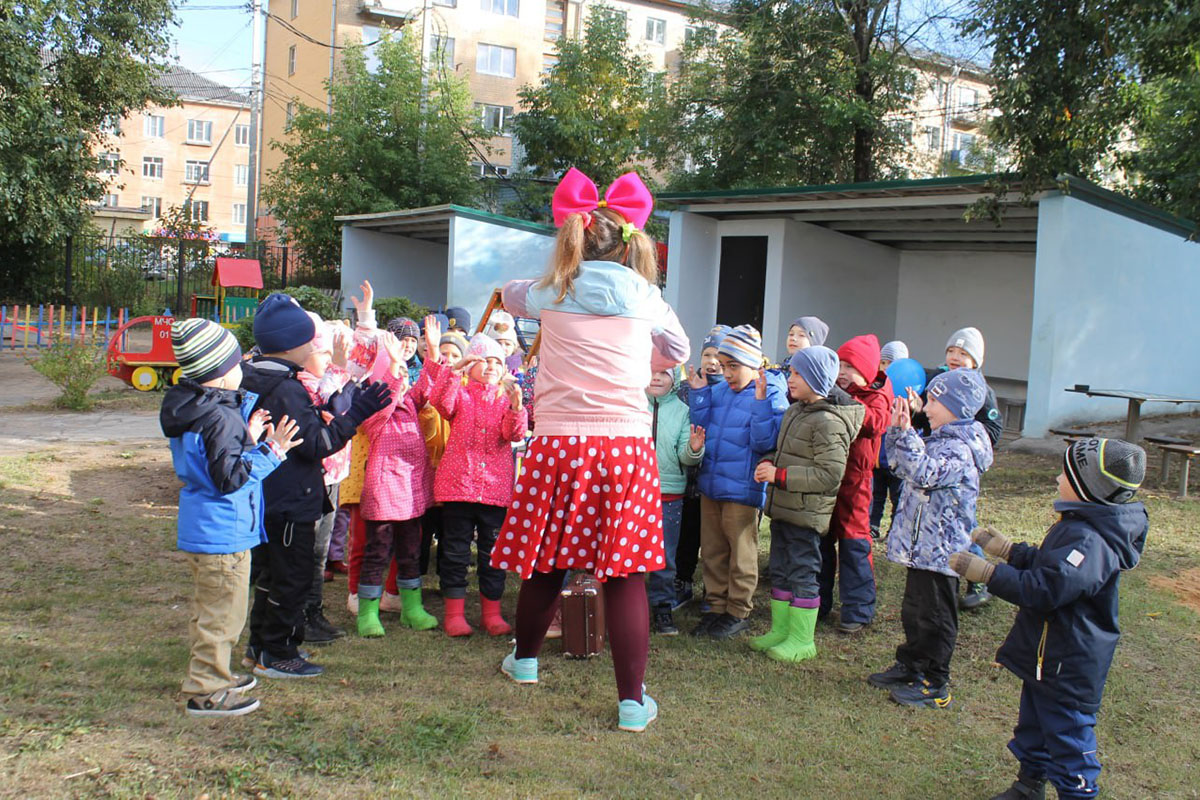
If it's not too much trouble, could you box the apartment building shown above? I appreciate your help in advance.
[891,52,997,177]
[94,66,253,243]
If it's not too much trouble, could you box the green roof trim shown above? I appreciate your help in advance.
[658,173,1010,202]
[449,205,556,236]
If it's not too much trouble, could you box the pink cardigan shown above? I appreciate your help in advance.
[359,372,434,522]
[426,359,528,507]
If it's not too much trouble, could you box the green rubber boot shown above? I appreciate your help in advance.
[750,598,791,652]
[357,597,385,638]
[399,588,438,631]
[767,605,819,663]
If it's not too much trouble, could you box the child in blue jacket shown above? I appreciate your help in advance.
[687,324,788,639]
[160,319,301,717]
[950,438,1148,800]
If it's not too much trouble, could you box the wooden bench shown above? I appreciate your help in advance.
[1154,443,1200,498]
[1146,435,1195,490]
[1049,427,1099,444]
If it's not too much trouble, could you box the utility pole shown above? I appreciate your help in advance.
[245,0,263,251]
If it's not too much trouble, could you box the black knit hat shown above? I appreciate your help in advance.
[1063,438,1146,505]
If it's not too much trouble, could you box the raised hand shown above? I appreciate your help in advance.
[266,414,304,454]
[247,408,271,442]
[350,280,374,317]
[688,424,706,453]
[379,331,405,375]
[502,376,522,409]
[452,353,483,375]
[686,364,706,391]
[891,395,911,430]
[423,314,442,360]
[906,386,924,414]
[754,368,768,400]
[330,323,352,369]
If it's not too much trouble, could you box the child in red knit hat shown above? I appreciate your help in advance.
[822,334,892,633]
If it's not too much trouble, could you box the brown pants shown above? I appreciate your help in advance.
[700,497,760,619]
[182,550,251,698]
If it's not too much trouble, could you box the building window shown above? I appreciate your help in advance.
[288,45,297,76]
[545,0,564,40]
[100,115,122,136]
[684,25,698,44]
[144,114,165,138]
[956,86,978,112]
[235,123,250,146]
[98,152,119,174]
[430,35,455,67]
[286,102,296,129]
[142,156,164,179]
[433,0,456,6]
[481,0,518,16]
[235,164,249,187]
[101,193,119,208]
[472,162,510,177]
[476,103,513,134]
[924,125,942,151]
[476,43,516,77]
[184,199,209,223]
[233,203,247,225]
[186,119,213,144]
[290,0,298,17]
[645,17,666,44]
[542,53,558,73]
[950,132,977,164]
[612,10,627,31]
[184,160,210,184]
[141,196,163,219]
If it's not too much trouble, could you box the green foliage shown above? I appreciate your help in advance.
[0,0,176,295]
[29,339,110,411]
[232,316,256,352]
[654,0,915,190]
[512,5,662,188]
[373,296,431,326]
[279,286,337,319]
[261,34,483,267]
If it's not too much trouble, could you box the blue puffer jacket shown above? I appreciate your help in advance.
[989,500,1148,713]
[884,420,993,575]
[690,373,788,508]
[160,380,283,554]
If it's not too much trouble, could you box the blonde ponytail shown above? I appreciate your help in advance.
[539,213,586,303]
[538,208,660,301]
[624,229,659,287]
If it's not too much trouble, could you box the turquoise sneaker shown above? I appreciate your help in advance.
[500,648,538,685]
[618,692,659,732]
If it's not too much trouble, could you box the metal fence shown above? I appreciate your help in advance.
[21,234,339,316]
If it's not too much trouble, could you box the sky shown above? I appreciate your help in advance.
[170,1,256,93]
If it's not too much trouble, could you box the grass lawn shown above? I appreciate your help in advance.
[1,444,1198,798]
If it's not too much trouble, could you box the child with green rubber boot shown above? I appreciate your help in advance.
[752,346,862,661]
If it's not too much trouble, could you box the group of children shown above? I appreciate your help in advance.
[163,166,1148,797]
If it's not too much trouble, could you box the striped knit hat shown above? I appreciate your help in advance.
[1064,438,1146,505]
[172,318,242,385]
[718,324,764,368]
[387,317,420,340]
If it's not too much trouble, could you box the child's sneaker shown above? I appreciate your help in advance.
[617,692,659,732]
[254,651,325,679]
[186,689,260,717]
[867,661,921,689]
[652,608,679,636]
[545,607,563,640]
[889,678,952,709]
[380,591,403,614]
[690,611,720,637]
[347,592,359,615]
[230,673,256,692]
[672,580,694,611]
[499,648,538,684]
[241,645,258,669]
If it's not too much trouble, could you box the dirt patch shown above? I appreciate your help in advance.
[1151,568,1200,614]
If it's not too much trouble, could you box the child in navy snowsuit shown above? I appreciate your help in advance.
[950,438,1148,800]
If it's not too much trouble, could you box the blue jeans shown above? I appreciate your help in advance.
[647,498,683,609]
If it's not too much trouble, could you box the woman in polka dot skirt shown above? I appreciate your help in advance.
[492,168,690,733]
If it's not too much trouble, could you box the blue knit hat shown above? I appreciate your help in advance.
[789,345,839,397]
[718,324,764,368]
[790,316,829,347]
[431,312,450,332]
[703,324,731,352]
[253,293,316,354]
[926,368,988,420]
[444,306,471,333]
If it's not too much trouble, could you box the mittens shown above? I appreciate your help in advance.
[346,380,392,424]
[949,551,994,583]
[971,525,1013,561]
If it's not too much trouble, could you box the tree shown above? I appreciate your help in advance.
[261,34,482,266]
[511,4,661,187]
[655,0,919,190]
[0,0,176,296]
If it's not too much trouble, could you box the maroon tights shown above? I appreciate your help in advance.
[514,569,649,703]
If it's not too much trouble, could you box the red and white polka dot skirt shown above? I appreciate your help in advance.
[491,435,665,581]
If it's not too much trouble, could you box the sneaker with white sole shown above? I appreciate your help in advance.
[186,689,260,718]
[231,674,256,692]
[253,651,324,679]
[618,693,659,732]
[499,648,538,684]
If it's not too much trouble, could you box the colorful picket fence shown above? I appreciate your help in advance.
[1,305,132,351]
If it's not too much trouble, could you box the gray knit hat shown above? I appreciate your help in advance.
[946,327,985,367]
[880,340,909,363]
[1064,438,1146,505]
[791,316,829,347]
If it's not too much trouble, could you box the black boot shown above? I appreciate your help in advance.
[305,605,347,644]
[989,769,1046,800]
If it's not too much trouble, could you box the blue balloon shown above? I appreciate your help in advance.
[886,357,926,399]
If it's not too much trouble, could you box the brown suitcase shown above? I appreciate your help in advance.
[560,573,606,658]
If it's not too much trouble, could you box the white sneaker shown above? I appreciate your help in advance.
[346,593,358,615]
[379,592,403,613]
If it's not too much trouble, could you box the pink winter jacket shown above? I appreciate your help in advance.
[503,260,690,438]
[359,372,434,522]
[425,359,528,507]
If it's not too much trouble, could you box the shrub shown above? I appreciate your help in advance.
[374,296,431,327]
[232,316,256,352]
[279,285,337,319]
[30,338,110,410]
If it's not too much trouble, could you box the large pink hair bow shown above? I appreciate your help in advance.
[551,167,654,231]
